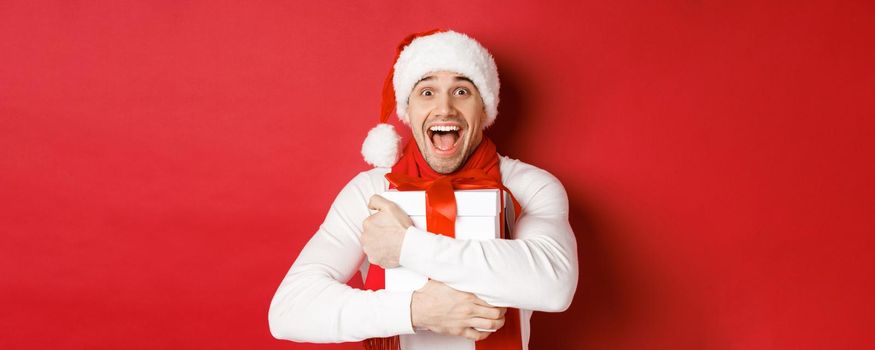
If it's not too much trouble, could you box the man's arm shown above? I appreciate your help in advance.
[269,171,508,342]
[396,166,579,312]
[268,173,415,342]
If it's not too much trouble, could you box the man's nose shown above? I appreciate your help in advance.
[433,93,457,117]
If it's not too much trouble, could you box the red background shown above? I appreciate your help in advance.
[2,1,873,349]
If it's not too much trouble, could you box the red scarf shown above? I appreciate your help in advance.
[363,137,523,350]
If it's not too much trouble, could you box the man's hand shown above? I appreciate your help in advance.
[361,194,413,268]
[411,280,507,341]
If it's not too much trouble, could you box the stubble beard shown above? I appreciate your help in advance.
[415,135,479,174]
[424,150,466,174]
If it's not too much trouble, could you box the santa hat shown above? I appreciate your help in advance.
[360,29,501,168]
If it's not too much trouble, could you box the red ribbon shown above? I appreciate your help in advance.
[386,169,522,239]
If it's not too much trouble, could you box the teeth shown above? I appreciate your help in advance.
[429,125,460,132]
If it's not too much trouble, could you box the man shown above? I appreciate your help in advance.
[269,30,578,350]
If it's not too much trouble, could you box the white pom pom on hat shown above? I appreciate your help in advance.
[360,28,501,168]
[361,123,401,168]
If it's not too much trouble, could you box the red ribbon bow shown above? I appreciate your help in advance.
[386,169,522,238]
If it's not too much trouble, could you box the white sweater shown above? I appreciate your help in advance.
[268,156,578,349]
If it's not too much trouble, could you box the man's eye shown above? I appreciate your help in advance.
[454,88,469,96]
[421,89,433,96]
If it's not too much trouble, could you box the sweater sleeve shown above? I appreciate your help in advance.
[268,172,415,342]
[397,165,579,312]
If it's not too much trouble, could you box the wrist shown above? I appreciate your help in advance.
[392,226,407,266]
[410,287,432,330]
[410,289,421,328]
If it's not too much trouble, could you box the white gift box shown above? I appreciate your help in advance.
[378,189,519,346]
[380,189,515,342]
[379,189,514,292]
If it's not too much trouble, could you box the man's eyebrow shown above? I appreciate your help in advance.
[413,75,474,87]
[454,76,474,84]
[414,76,435,86]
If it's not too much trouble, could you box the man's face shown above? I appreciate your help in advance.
[407,71,487,174]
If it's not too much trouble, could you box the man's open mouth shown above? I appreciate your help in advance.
[426,124,463,154]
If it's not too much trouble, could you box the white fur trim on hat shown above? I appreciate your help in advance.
[361,123,401,168]
[393,31,500,127]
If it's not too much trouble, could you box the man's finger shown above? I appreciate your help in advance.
[471,304,503,320]
[462,328,490,341]
[368,194,391,211]
[470,296,505,310]
[468,317,505,331]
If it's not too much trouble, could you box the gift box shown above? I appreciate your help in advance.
[379,189,515,293]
